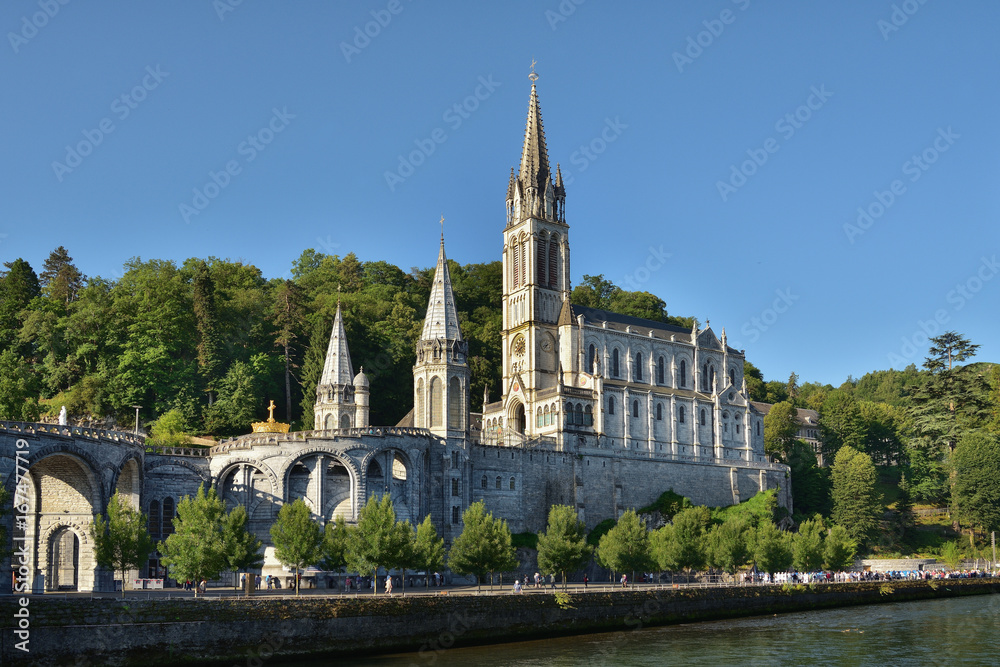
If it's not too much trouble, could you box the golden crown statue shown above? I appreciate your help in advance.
[252,400,290,434]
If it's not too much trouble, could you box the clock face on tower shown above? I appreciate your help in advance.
[513,335,526,358]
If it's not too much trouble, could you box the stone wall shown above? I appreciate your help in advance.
[1,580,995,665]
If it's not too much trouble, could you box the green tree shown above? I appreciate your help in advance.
[667,506,709,574]
[39,246,83,306]
[0,349,41,421]
[90,492,155,598]
[536,505,593,588]
[411,514,446,589]
[820,390,866,464]
[321,515,352,585]
[743,360,766,402]
[270,498,324,596]
[764,401,799,460]
[792,518,825,572]
[448,501,518,592]
[950,430,1000,536]
[271,279,306,423]
[345,494,411,595]
[940,540,963,570]
[192,261,223,405]
[831,446,882,548]
[0,258,41,354]
[596,510,651,584]
[159,485,227,596]
[786,440,831,517]
[705,517,752,578]
[149,408,190,447]
[221,505,264,593]
[822,525,857,570]
[753,521,793,576]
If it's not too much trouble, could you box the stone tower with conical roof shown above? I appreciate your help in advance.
[314,301,368,430]
[413,234,469,439]
[500,70,569,438]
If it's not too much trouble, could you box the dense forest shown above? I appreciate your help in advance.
[2,247,998,557]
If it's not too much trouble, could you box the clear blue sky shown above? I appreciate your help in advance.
[2,1,998,388]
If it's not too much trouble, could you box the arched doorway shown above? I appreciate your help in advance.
[49,528,79,590]
[513,403,526,434]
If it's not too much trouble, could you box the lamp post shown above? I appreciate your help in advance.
[131,406,141,435]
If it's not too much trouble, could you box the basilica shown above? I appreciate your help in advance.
[0,76,790,592]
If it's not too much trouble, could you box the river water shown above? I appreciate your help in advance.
[326,594,1000,666]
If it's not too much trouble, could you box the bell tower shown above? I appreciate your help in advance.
[500,67,569,437]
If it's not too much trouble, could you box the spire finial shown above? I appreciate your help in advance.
[440,215,445,241]
[337,284,341,308]
[529,58,538,83]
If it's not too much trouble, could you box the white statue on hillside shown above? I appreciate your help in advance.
[58,406,67,426]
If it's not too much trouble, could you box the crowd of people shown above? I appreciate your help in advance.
[740,569,996,584]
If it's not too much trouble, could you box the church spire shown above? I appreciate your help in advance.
[320,300,354,386]
[511,66,564,224]
[518,80,550,193]
[421,232,463,342]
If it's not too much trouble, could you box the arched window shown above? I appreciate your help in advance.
[585,405,593,426]
[656,404,663,421]
[632,400,639,417]
[588,344,596,373]
[449,376,462,427]
[512,242,520,288]
[521,238,528,289]
[608,397,615,415]
[702,364,708,391]
[429,376,442,427]
[612,349,620,378]
[451,479,459,496]
[510,477,516,491]
[148,500,161,540]
[543,405,551,426]
[481,475,487,489]
[635,353,643,381]
[548,234,559,287]
[566,401,575,426]
[709,366,716,392]
[757,422,761,436]
[161,498,175,538]
[575,403,584,425]
[537,235,547,285]
[679,406,685,423]
[700,409,706,426]
[679,360,687,388]
[496,476,502,490]
[657,357,665,384]
[452,506,460,524]
[729,368,736,387]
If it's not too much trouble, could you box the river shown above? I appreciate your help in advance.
[321,594,1000,666]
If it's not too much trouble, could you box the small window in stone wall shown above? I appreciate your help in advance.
[451,451,459,469]
[609,397,615,415]
[496,476,502,490]
[161,498,175,538]
[451,506,460,524]
[509,477,516,490]
[700,409,706,426]
[656,404,662,420]
[481,475,487,489]
[451,478,459,496]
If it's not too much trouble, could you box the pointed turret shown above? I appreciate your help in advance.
[510,71,565,224]
[518,81,550,193]
[320,301,354,386]
[421,237,463,342]
[314,300,362,431]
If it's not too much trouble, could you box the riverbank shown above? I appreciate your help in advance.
[2,579,997,665]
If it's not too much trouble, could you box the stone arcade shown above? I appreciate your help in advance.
[0,76,790,592]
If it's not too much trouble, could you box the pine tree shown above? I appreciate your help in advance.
[822,525,856,570]
[0,258,41,354]
[270,498,323,596]
[192,262,223,405]
[90,492,156,598]
[39,246,83,306]
[950,430,1000,536]
[536,504,592,588]
[271,279,305,423]
[159,485,228,597]
[831,446,882,548]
